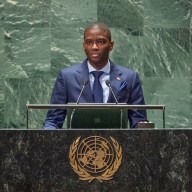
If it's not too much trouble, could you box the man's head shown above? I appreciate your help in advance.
[83,22,114,70]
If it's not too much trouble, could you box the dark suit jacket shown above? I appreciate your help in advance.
[43,59,147,128]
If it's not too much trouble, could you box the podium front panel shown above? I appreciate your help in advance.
[0,129,191,191]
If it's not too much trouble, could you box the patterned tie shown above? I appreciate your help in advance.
[91,71,104,103]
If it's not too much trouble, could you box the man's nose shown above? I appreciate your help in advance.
[91,42,99,49]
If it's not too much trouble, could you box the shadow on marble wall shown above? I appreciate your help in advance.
[0,0,191,128]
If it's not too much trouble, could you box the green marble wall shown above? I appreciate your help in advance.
[0,0,191,128]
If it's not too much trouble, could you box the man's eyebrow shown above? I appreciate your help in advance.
[84,37,92,40]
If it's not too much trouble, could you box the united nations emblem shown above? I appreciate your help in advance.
[69,136,122,182]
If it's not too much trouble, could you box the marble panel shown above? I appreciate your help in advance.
[98,0,144,38]
[144,0,191,28]
[110,27,144,77]
[51,26,85,78]
[0,130,192,191]
[0,0,5,27]
[4,0,51,27]
[4,77,51,128]
[189,24,191,126]
[0,27,4,127]
[143,78,190,128]
[51,0,97,27]
[0,27,4,82]
[143,28,190,77]
[4,27,51,78]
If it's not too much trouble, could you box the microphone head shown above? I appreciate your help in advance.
[105,80,111,86]
[83,79,89,85]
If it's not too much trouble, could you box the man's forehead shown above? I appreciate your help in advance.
[84,28,109,37]
[86,27,107,33]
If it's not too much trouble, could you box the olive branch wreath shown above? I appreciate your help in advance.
[69,136,122,182]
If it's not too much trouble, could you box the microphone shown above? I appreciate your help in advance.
[105,80,119,105]
[106,80,125,129]
[76,79,89,104]
[70,79,88,129]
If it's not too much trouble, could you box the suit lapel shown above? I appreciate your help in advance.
[75,60,94,102]
[107,61,123,103]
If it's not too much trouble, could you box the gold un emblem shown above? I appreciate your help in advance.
[69,136,122,182]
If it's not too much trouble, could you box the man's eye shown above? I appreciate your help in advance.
[97,40,105,44]
[86,40,92,44]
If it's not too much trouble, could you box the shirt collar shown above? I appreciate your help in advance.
[87,60,110,74]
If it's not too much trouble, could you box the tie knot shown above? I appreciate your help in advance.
[91,71,104,78]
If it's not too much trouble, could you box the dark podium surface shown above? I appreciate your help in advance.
[0,129,192,192]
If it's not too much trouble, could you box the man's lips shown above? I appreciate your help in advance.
[90,53,100,58]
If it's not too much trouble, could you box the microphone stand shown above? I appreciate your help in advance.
[105,80,124,128]
[69,79,88,129]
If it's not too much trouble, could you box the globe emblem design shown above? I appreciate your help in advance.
[77,136,115,174]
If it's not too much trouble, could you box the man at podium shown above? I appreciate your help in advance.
[43,22,148,129]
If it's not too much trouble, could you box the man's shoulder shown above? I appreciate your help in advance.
[60,64,78,72]
[59,61,86,74]
[111,61,136,75]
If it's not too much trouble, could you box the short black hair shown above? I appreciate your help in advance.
[84,21,112,41]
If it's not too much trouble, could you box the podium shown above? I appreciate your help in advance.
[26,104,166,129]
[0,129,192,191]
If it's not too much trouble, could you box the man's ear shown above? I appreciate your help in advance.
[110,41,114,51]
[83,42,85,51]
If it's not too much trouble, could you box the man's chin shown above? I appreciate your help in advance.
[90,61,101,66]
[89,58,101,65]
